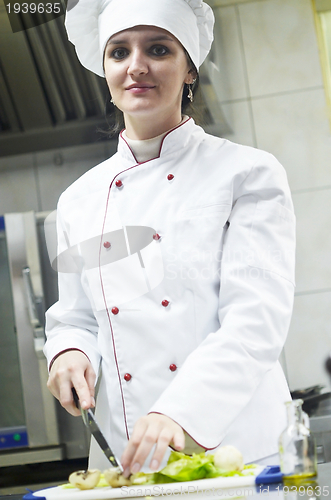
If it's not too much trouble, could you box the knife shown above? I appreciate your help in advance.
[72,388,123,471]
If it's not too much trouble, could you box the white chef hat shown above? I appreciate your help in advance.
[65,0,214,77]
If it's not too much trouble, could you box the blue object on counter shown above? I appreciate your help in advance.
[23,488,53,500]
[255,465,283,485]
[23,491,47,500]
[0,216,5,231]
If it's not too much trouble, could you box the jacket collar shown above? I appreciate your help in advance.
[117,116,195,166]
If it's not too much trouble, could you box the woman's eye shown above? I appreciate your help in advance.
[111,48,128,60]
[150,45,169,56]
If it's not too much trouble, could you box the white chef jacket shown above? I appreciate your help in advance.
[44,117,296,468]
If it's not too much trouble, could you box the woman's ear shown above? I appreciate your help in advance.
[185,68,197,85]
[184,70,196,85]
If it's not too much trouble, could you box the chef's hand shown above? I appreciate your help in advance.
[121,413,185,477]
[47,349,96,417]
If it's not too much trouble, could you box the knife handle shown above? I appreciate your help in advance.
[72,387,80,409]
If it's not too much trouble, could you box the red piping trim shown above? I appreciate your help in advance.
[120,130,139,164]
[119,117,192,166]
[100,117,193,441]
[99,182,131,440]
[148,412,221,451]
[49,348,89,373]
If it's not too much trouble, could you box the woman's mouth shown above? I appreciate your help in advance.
[126,84,155,94]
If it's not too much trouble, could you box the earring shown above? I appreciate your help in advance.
[110,97,116,106]
[187,84,194,103]
[187,78,197,103]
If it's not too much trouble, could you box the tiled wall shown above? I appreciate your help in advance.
[211,0,331,391]
[0,0,330,391]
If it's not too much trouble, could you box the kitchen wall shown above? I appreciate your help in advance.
[209,0,331,391]
[0,141,117,213]
[0,0,330,391]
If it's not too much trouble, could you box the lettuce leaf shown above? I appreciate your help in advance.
[153,453,214,482]
[146,452,253,483]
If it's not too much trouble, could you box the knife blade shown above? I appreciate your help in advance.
[72,388,123,471]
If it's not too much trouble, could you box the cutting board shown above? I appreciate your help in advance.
[23,466,282,500]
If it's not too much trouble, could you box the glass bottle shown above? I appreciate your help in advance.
[278,399,317,485]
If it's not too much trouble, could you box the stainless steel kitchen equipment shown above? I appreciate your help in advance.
[0,212,89,467]
[290,386,331,464]
[310,398,331,464]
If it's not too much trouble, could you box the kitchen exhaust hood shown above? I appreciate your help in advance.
[0,0,110,158]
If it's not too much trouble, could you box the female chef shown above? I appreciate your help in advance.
[45,0,296,477]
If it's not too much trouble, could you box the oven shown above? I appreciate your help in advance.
[0,211,89,467]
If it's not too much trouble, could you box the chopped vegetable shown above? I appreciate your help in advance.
[62,473,109,489]
[214,446,244,472]
[104,466,131,487]
[68,469,101,490]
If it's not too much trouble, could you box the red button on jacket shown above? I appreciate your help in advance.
[167,174,174,181]
[162,300,170,307]
[115,180,123,188]
[124,373,132,382]
[169,364,177,372]
[111,307,119,315]
[153,233,161,241]
[103,241,111,249]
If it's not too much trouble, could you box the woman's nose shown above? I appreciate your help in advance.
[127,50,148,76]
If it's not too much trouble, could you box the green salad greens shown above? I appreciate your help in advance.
[131,452,255,485]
